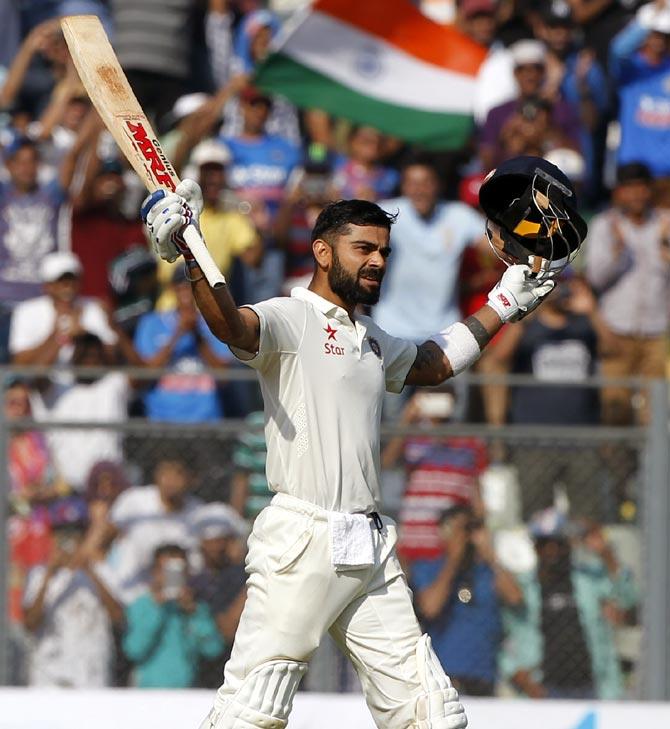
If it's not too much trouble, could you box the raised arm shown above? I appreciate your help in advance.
[140,181,260,352]
[405,265,554,387]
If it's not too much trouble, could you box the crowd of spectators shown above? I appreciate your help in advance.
[0,0,657,697]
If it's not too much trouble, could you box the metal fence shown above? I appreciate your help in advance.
[0,366,668,701]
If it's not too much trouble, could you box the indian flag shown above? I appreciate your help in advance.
[255,0,488,149]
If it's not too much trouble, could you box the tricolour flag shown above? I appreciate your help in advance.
[255,0,488,149]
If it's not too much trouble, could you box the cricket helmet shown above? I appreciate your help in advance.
[479,156,587,278]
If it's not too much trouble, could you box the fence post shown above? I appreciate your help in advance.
[642,379,670,700]
[0,400,8,685]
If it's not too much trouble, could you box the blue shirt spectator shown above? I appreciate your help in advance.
[134,270,232,422]
[223,87,300,218]
[611,7,670,176]
[413,557,501,687]
[411,505,522,696]
[374,160,485,342]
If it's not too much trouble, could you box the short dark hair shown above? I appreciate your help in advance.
[153,543,187,565]
[311,199,397,244]
[616,162,653,186]
[400,152,440,178]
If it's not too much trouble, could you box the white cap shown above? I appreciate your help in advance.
[651,8,670,34]
[172,93,209,122]
[39,251,83,282]
[510,39,547,67]
[193,502,248,540]
[638,2,670,34]
[190,138,231,168]
[544,148,586,183]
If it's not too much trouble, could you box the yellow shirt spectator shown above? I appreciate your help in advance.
[156,208,257,309]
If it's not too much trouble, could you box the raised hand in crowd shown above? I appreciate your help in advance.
[0,19,67,109]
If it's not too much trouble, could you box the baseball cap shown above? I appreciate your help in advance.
[461,0,497,18]
[190,138,231,168]
[97,158,124,176]
[649,8,670,35]
[528,507,569,540]
[39,251,83,282]
[240,86,272,105]
[540,0,574,26]
[3,135,37,160]
[510,39,547,67]
[193,503,248,540]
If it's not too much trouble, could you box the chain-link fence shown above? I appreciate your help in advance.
[0,368,668,701]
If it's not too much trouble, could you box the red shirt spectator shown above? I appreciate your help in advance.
[71,159,144,301]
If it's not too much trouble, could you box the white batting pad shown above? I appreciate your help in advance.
[414,635,468,729]
[202,660,307,729]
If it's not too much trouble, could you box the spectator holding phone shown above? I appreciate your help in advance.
[9,251,117,366]
[123,543,224,688]
[479,40,581,170]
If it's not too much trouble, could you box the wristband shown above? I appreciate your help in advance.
[184,261,205,283]
[430,322,481,376]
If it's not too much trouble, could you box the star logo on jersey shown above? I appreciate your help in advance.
[368,336,382,359]
[324,323,338,340]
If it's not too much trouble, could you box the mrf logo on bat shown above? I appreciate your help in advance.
[123,120,176,191]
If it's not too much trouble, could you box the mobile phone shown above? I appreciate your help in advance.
[414,392,455,419]
[162,557,186,600]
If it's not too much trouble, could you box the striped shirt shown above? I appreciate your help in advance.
[111,0,194,79]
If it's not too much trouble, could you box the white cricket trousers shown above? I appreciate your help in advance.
[214,492,426,728]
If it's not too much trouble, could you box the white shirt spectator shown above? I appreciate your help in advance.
[108,485,203,604]
[9,295,117,363]
[32,372,128,490]
[473,46,517,125]
[23,563,118,687]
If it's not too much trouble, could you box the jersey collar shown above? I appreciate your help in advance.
[290,287,351,321]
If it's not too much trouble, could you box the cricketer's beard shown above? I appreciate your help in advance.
[328,248,383,306]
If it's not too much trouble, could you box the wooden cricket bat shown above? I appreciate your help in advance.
[60,15,226,289]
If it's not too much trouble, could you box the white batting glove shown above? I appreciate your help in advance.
[140,179,204,263]
[487,264,555,323]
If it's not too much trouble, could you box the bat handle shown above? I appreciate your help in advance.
[183,225,226,289]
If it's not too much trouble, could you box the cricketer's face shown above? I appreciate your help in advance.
[327,224,390,306]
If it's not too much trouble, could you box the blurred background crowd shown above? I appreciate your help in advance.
[0,0,664,701]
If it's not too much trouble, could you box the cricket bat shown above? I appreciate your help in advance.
[60,15,226,289]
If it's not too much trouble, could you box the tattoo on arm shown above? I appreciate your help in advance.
[406,340,450,385]
[464,315,492,350]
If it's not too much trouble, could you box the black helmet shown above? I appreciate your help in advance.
[479,156,587,277]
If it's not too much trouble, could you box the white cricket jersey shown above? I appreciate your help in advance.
[234,287,417,513]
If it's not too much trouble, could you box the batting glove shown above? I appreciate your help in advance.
[487,264,555,323]
[140,179,204,263]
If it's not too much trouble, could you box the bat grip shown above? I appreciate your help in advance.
[183,226,226,289]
